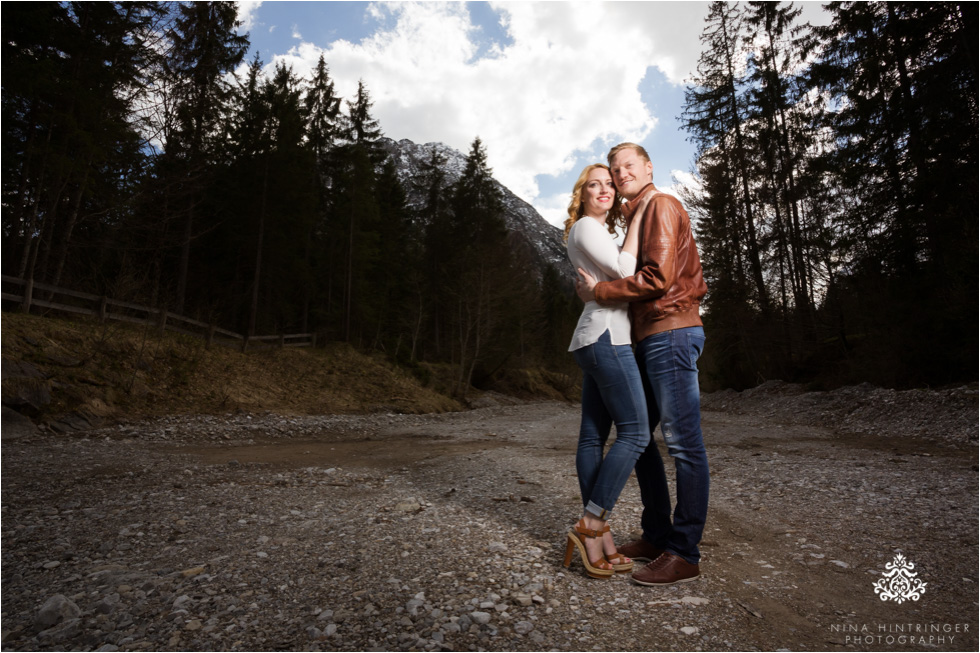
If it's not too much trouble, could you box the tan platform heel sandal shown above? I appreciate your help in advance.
[562,518,615,579]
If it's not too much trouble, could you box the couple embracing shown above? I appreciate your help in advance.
[562,142,709,587]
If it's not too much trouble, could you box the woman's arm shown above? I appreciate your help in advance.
[612,193,651,276]
[620,193,652,260]
[569,219,632,280]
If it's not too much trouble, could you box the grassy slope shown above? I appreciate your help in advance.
[2,313,464,423]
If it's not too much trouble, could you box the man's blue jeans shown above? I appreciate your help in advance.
[572,330,650,519]
[634,326,708,564]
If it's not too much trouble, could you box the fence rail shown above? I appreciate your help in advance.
[1,275,314,352]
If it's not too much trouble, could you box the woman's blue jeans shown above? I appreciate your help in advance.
[634,326,709,564]
[572,330,651,519]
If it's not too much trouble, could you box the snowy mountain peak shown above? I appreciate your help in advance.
[379,137,573,285]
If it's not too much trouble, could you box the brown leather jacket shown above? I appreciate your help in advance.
[594,184,707,342]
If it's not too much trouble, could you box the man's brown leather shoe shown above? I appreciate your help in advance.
[631,552,700,586]
[616,539,665,562]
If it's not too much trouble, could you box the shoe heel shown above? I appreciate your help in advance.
[562,535,575,568]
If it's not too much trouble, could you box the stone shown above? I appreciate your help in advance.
[1,406,39,439]
[95,594,120,615]
[678,596,709,606]
[514,621,534,635]
[470,611,491,625]
[513,593,533,607]
[36,618,81,643]
[35,594,80,630]
[2,375,51,417]
[681,626,699,636]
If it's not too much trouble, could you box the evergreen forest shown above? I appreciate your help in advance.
[680,1,976,389]
[2,1,977,393]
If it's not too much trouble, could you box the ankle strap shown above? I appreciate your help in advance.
[575,523,603,538]
[575,516,611,539]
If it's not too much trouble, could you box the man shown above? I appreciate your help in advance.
[576,142,709,586]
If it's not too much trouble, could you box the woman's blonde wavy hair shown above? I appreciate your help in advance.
[562,163,624,242]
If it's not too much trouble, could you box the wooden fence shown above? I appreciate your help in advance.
[1,275,314,352]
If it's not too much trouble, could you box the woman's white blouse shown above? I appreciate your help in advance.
[566,217,636,351]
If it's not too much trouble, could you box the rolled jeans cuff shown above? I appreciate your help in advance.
[585,501,611,520]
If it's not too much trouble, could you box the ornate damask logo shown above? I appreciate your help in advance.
[873,553,927,604]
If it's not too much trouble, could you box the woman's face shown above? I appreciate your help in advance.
[581,168,615,218]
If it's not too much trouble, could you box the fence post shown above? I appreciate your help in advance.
[20,278,34,314]
[207,323,216,349]
[312,333,317,349]
[279,333,285,349]
[157,307,167,334]
[99,296,108,322]
[241,335,249,353]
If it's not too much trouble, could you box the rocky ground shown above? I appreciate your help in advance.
[2,382,977,652]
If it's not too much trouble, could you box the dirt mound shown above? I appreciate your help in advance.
[702,380,978,447]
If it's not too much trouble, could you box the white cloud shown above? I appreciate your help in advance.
[266,3,669,206]
[236,0,262,32]
[667,169,701,205]
[538,191,575,234]
[256,2,831,227]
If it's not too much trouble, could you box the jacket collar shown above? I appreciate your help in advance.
[622,183,657,219]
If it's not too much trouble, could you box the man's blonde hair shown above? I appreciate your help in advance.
[607,142,651,166]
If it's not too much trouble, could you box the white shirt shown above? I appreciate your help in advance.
[566,216,637,351]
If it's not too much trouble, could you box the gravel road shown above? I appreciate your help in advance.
[2,385,977,651]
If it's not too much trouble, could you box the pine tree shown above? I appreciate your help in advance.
[441,138,518,396]
[162,0,248,314]
[329,80,385,343]
[682,1,769,313]
[304,55,343,166]
[2,2,163,292]
[744,1,816,316]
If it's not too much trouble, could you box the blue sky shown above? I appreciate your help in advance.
[237,1,830,228]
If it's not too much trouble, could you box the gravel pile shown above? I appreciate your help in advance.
[701,381,978,446]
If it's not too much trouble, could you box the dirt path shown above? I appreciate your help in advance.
[2,401,977,651]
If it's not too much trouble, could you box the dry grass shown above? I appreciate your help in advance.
[1,313,462,422]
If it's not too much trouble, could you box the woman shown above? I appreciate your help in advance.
[562,163,650,579]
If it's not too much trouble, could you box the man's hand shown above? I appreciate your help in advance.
[575,268,598,303]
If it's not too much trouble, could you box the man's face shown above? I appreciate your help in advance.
[609,148,653,200]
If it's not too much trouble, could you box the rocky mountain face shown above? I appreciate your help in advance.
[379,138,574,285]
